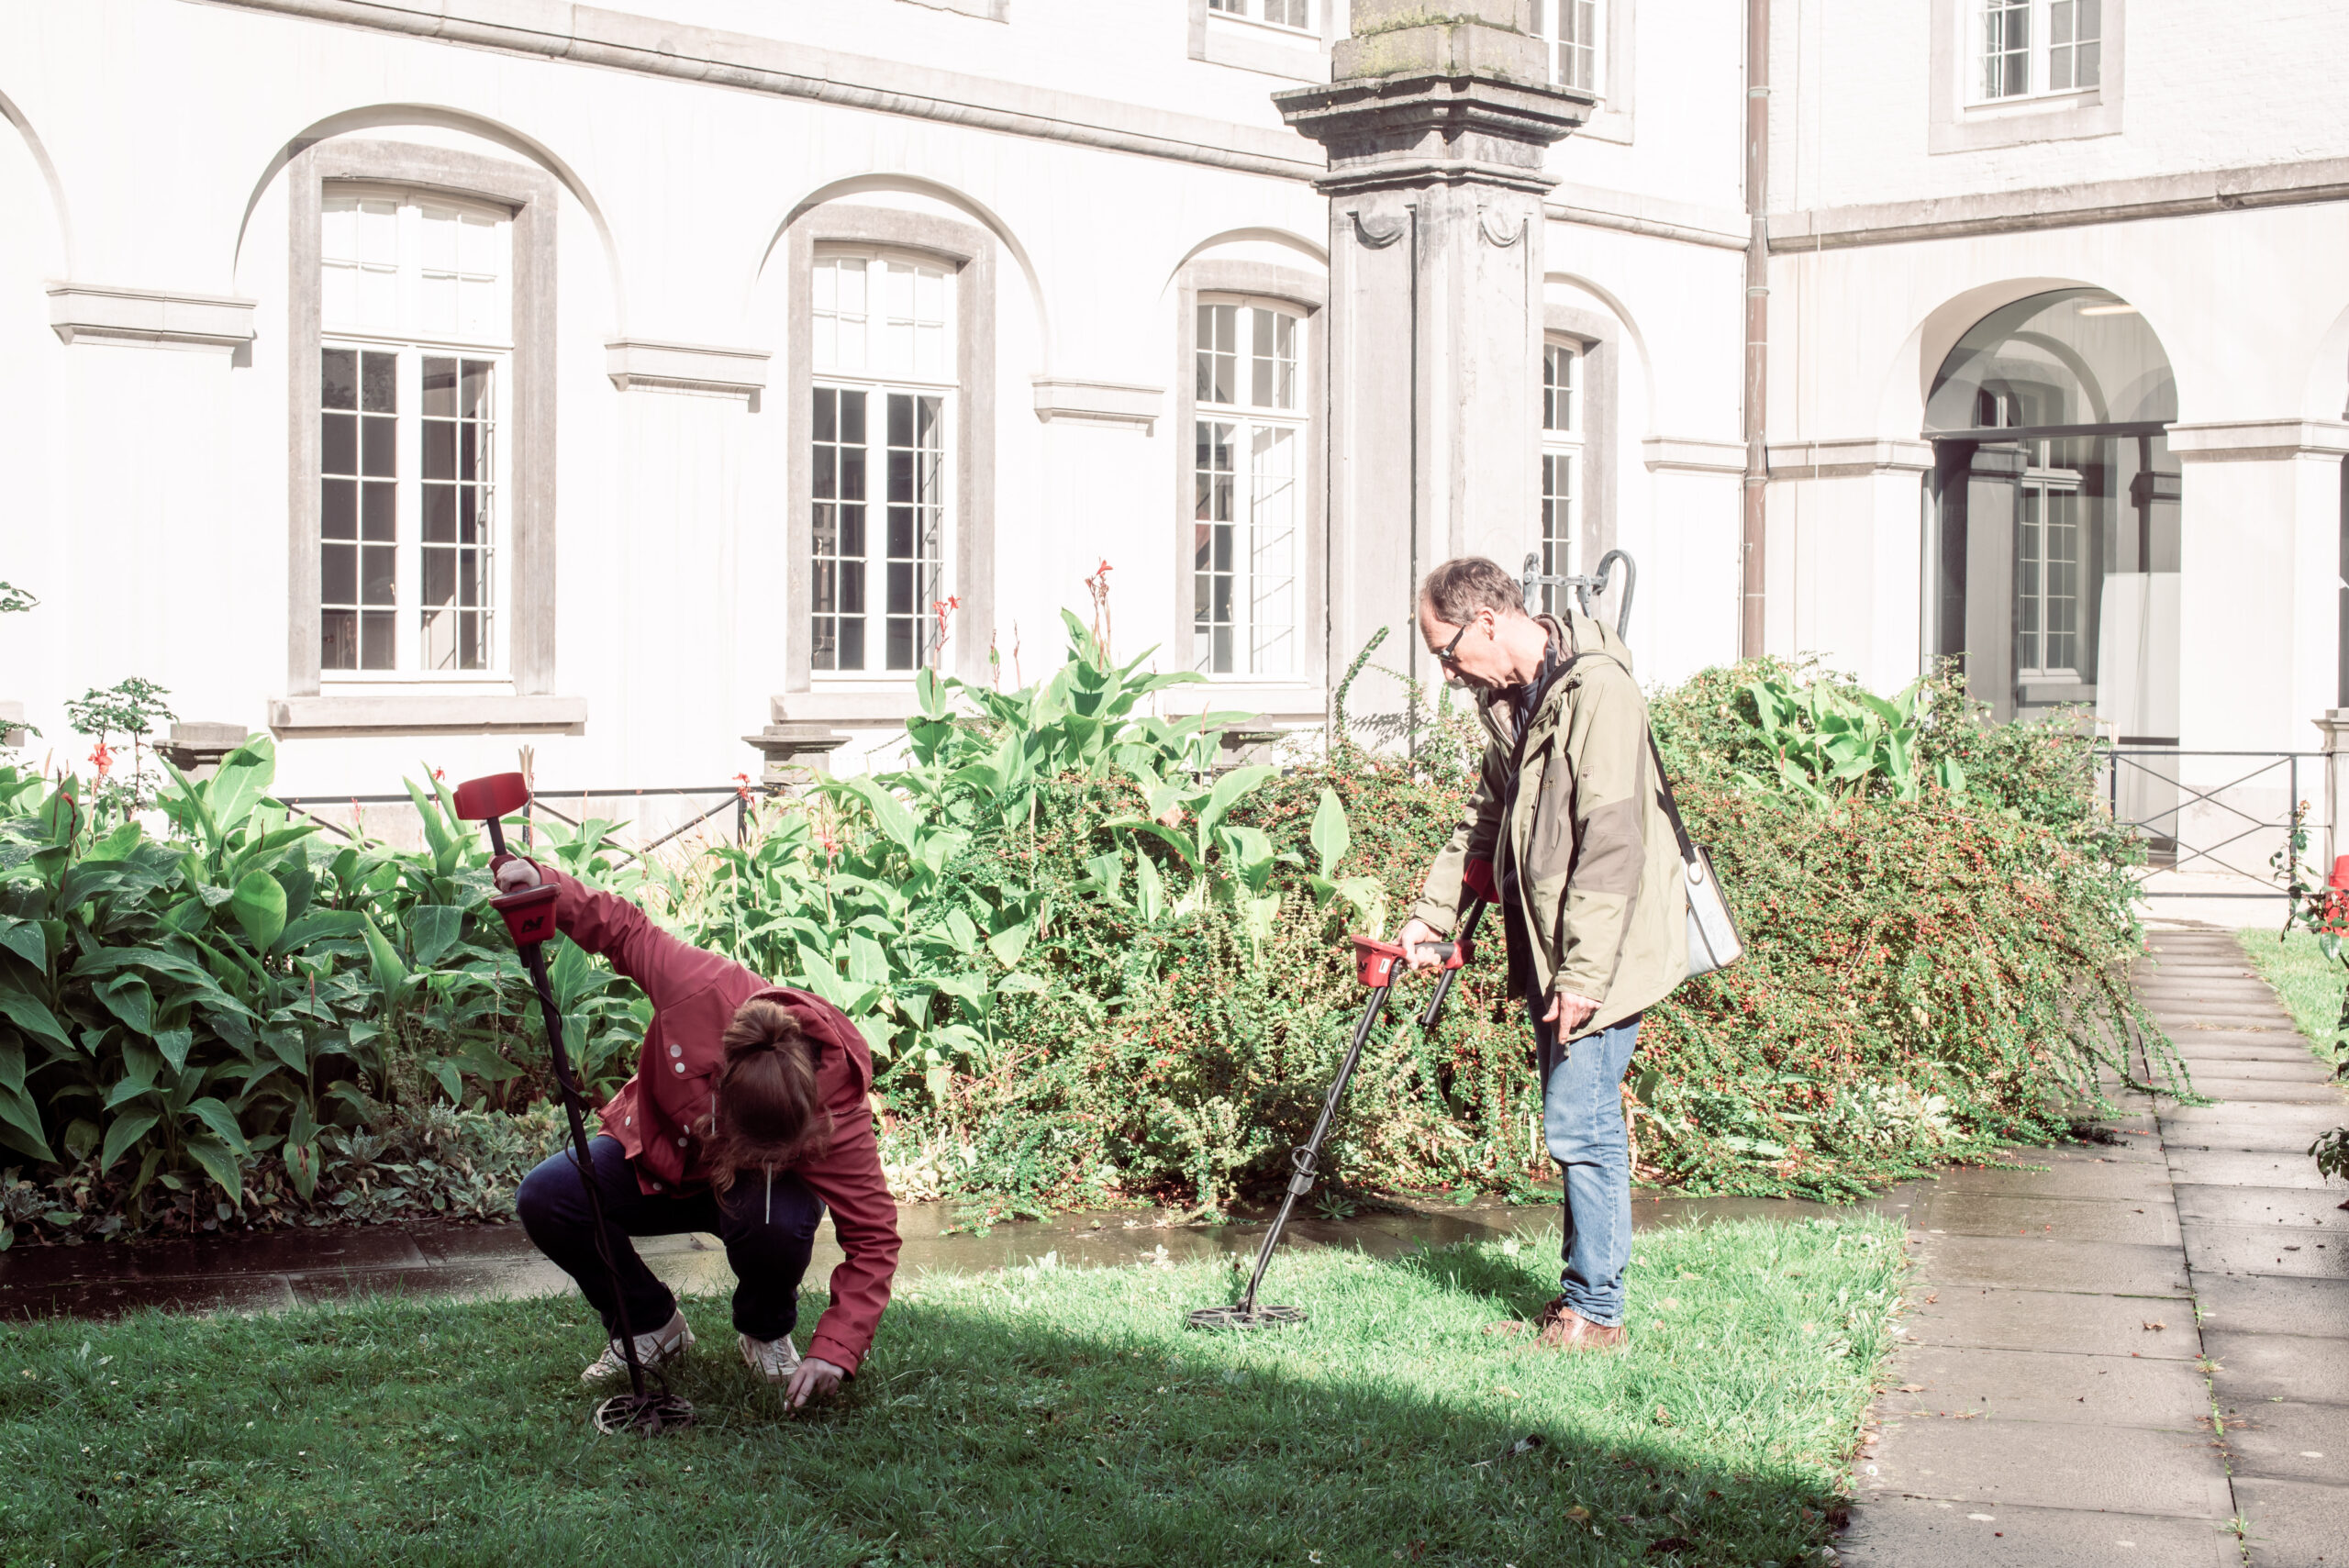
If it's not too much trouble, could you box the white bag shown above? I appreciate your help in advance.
[1647,731,1744,979]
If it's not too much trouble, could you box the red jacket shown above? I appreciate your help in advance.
[523,862,900,1375]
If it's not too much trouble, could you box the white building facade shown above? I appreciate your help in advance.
[0,0,2342,838]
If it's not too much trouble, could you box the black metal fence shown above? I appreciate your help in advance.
[272,784,757,867]
[2091,748,2323,900]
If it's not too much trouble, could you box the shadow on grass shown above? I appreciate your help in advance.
[1388,1233,1565,1322]
[0,1231,1879,1568]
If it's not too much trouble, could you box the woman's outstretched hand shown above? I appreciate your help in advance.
[786,1355,847,1409]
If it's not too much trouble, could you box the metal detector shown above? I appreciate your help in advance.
[452,772,695,1436]
[1186,898,1490,1331]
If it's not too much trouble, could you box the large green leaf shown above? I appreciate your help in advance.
[836,775,918,853]
[1308,786,1352,881]
[94,973,154,1035]
[154,1027,194,1074]
[228,870,287,951]
[361,918,411,999]
[184,1096,250,1156]
[206,738,275,839]
[985,919,1033,971]
[408,905,464,968]
[0,1084,53,1163]
[1198,765,1276,834]
[99,1107,160,1174]
[0,916,48,972]
[184,1135,245,1203]
[0,982,72,1052]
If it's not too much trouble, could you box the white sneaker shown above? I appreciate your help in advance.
[581,1307,695,1386]
[738,1330,803,1385]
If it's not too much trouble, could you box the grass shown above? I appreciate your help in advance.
[0,1216,1903,1568]
[2236,928,2348,1062]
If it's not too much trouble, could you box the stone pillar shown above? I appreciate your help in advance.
[160,721,254,780]
[743,721,850,791]
[2314,709,2349,873]
[1275,0,1590,732]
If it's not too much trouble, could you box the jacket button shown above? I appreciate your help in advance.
[673,1062,685,1073]
[651,1182,662,1192]
[677,1135,687,1148]
[669,1043,682,1058]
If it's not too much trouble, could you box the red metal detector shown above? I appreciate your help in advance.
[452,772,694,1435]
[1186,897,1490,1330]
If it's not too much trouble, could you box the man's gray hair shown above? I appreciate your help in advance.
[1419,556,1527,626]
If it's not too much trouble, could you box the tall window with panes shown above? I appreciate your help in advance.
[1207,0,1311,29]
[1531,0,1602,94]
[1537,342,1582,615]
[1976,0,2099,101]
[809,250,953,674]
[1194,301,1302,678]
[318,188,509,674]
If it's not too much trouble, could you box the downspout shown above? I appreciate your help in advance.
[1741,0,1771,659]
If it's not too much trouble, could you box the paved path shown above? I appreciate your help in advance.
[1839,924,2348,1567]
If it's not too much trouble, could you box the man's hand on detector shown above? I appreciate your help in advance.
[492,856,543,895]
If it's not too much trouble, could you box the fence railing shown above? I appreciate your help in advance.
[272,784,758,867]
[2091,748,2323,900]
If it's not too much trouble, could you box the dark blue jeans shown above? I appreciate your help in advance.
[1531,999,1642,1329]
[515,1135,824,1343]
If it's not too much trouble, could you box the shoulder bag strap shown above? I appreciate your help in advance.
[1645,727,1698,867]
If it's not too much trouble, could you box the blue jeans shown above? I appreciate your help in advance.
[1531,1001,1642,1329]
[515,1135,824,1342]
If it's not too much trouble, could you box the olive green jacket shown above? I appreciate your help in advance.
[1407,609,1688,1041]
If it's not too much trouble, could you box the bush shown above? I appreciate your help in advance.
[0,630,2175,1244]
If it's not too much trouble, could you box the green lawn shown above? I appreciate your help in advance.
[0,1217,1900,1568]
[2238,928,2348,1061]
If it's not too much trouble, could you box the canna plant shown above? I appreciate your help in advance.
[1735,669,1968,809]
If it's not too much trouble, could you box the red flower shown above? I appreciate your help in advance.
[87,740,113,782]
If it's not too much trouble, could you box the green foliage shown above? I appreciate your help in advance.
[0,740,643,1244]
[3,629,2175,1243]
[2248,826,2349,1180]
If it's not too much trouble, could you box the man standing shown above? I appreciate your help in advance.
[1396,556,1688,1350]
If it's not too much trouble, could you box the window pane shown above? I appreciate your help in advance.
[420,359,495,670]
[322,348,357,411]
[361,350,395,414]
[1250,425,1297,676]
[812,385,871,670]
[1193,419,1238,673]
[1198,304,1236,406]
[1543,343,1576,431]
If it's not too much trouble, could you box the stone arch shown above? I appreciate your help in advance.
[231,104,628,331]
[1542,269,1654,433]
[1159,226,1329,296]
[0,83,72,277]
[756,173,1050,370]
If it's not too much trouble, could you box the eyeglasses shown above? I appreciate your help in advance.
[1432,620,1472,667]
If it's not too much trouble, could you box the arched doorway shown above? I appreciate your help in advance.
[1925,288,2179,739]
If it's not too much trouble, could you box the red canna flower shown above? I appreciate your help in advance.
[88,740,113,782]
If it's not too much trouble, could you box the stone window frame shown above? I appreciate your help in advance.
[780,206,996,714]
[281,140,568,732]
[1531,0,1636,145]
[1187,0,1337,83]
[1544,303,1618,578]
[1929,0,2124,155]
[1172,261,1329,693]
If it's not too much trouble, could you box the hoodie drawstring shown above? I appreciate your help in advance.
[765,1164,773,1226]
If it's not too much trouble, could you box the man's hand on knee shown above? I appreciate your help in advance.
[785,1355,847,1409]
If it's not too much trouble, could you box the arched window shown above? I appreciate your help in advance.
[1537,339,1582,615]
[809,248,956,674]
[1926,287,2177,730]
[1193,298,1303,678]
[317,185,513,674]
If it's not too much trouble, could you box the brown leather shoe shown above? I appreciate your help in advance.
[1534,1296,1629,1351]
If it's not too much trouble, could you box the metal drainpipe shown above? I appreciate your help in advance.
[1742,0,1771,659]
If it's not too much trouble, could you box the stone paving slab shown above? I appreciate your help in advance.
[1859,1416,2232,1518]
[2235,1474,2349,1566]
[2169,1055,2336,1081]
[2176,1184,2349,1231]
[2219,1398,2349,1482]
[1908,1232,2191,1296]
[2192,1273,2349,1339]
[2189,1075,2344,1104]
[1878,1341,2211,1428]
[2167,1146,2348,1190]
[1928,1158,2177,1203]
[2202,1329,2349,1402]
[2161,1105,2349,1151]
[1909,1189,2180,1245]
[1900,1285,2201,1360]
[2186,1220,2349,1280]
[1836,1496,2242,1567]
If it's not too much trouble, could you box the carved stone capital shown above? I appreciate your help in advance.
[744,722,852,786]
[1274,72,1591,197]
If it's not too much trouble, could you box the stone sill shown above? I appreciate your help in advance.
[270,695,588,735]
[775,688,924,726]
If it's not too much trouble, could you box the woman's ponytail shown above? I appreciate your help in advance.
[704,998,832,1194]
